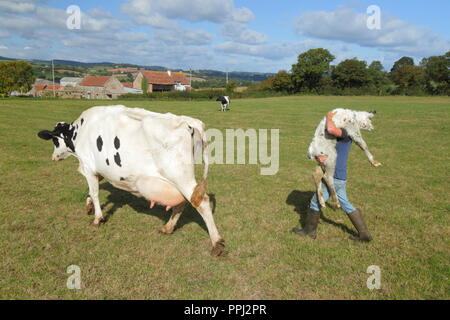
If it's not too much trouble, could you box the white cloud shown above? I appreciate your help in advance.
[294,7,450,57]
[221,22,267,45]
[153,29,213,45]
[0,0,38,14]
[214,40,318,60]
[122,0,254,24]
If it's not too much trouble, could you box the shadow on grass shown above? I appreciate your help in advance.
[99,182,216,234]
[286,189,357,237]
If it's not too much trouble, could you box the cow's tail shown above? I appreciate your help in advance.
[191,127,209,207]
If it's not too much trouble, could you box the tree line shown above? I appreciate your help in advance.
[261,48,450,96]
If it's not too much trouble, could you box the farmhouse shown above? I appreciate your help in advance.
[133,70,190,92]
[78,75,126,99]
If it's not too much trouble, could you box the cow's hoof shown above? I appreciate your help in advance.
[159,226,173,235]
[210,239,225,257]
[91,218,104,227]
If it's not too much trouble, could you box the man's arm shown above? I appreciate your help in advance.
[326,111,342,137]
[315,111,344,163]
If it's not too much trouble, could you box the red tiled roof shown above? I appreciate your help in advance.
[34,84,62,90]
[140,71,189,85]
[172,72,190,85]
[122,82,133,88]
[141,70,174,85]
[80,76,111,87]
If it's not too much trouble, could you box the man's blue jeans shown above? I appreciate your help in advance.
[309,178,356,214]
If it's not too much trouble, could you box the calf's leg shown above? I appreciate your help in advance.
[313,165,326,208]
[322,164,340,209]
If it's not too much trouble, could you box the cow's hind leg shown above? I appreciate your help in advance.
[86,195,94,215]
[313,165,326,208]
[160,203,186,235]
[84,173,104,226]
[184,180,224,256]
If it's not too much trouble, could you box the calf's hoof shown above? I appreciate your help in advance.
[159,225,173,235]
[210,239,225,257]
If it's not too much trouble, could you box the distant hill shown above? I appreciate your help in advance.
[0,56,275,83]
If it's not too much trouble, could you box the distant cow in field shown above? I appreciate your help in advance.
[216,96,230,112]
[37,105,225,256]
[307,108,381,209]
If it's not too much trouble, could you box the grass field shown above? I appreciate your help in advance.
[0,96,449,299]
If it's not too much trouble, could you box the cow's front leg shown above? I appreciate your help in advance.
[160,202,186,234]
[84,173,103,226]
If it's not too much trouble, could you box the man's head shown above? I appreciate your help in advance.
[356,110,376,131]
[38,122,76,161]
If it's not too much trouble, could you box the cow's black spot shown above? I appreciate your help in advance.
[73,132,77,141]
[52,137,60,148]
[114,136,120,149]
[97,136,103,152]
[106,158,109,166]
[120,177,125,181]
[81,118,84,126]
[114,152,122,167]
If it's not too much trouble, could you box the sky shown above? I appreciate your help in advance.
[0,0,449,72]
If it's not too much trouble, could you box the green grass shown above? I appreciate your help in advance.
[0,96,449,299]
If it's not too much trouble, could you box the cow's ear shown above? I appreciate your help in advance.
[38,130,55,140]
[369,110,377,114]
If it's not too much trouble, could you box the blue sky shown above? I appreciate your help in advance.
[0,0,448,72]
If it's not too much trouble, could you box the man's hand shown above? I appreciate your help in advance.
[372,161,382,167]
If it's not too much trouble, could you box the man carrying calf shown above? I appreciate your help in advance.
[293,111,381,242]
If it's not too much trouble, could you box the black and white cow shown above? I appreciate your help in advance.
[37,105,225,256]
[216,96,230,112]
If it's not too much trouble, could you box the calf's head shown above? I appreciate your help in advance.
[356,110,377,131]
[38,122,76,161]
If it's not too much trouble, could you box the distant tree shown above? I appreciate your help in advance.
[141,76,148,94]
[291,48,335,92]
[332,58,370,88]
[0,61,35,95]
[267,71,294,92]
[225,81,236,95]
[368,61,390,94]
[390,64,425,92]
[420,53,450,95]
[420,55,449,83]
[390,56,414,73]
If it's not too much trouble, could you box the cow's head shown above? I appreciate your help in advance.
[356,110,377,131]
[38,122,76,161]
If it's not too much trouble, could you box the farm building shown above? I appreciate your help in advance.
[60,77,83,87]
[29,84,62,97]
[133,70,190,92]
[77,75,127,99]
